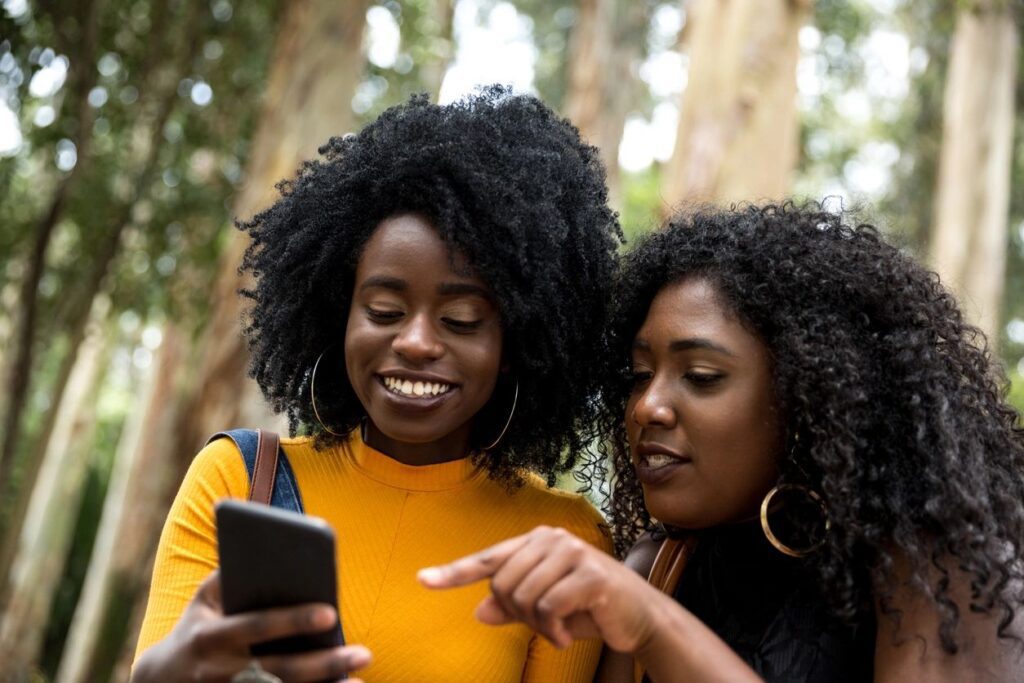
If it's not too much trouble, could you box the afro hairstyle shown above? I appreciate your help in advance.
[237,86,622,485]
[600,201,1024,653]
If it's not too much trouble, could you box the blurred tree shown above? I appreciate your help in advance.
[98,0,372,671]
[0,0,203,617]
[661,0,811,210]
[0,0,103,525]
[929,0,1019,346]
[0,305,110,680]
[53,325,185,683]
[564,0,652,210]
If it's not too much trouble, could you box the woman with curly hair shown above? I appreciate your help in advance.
[130,87,621,682]
[422,202,1024,681]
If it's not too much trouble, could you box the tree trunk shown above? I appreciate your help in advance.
[0,12,192,601]
[0,0,103,494]
[660,0,810,211]
[53,325,185,683]
[176,0,371,460]
[103,0,371,668]
[564,0,613,154]
[929,1,1018,347]
[419,0,456,101]
[0,306,110,682]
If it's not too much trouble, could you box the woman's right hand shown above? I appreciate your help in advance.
[130,571,371,683]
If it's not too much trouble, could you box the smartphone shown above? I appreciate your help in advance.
[216,499,344,656]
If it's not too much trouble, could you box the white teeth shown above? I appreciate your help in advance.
[644,454,678,469]
[382,377,452,398]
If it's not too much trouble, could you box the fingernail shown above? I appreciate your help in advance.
[417,567,443,585]
[314,606,335,628]
[347,645,372,667]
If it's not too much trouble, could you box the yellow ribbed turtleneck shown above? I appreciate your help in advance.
[135,431,611,681]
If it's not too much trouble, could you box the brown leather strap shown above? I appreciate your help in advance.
[247,429,280,505]
[647,535,697,595]
[635,535,697,683]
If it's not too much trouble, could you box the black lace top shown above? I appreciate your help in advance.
[645,522,875,682]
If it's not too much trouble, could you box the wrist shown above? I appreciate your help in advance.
[631,584,677,658]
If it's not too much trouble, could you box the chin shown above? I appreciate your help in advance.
[642,491,714,531]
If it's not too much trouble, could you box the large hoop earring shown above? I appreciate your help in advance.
[310,348,345,437]
[760,484,830,558]
[482,379,518,451]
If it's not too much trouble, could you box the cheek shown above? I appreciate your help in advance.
[624,396,640,445]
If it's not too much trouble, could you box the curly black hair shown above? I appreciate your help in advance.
[236,86,621,485]
[601,201,1024,653]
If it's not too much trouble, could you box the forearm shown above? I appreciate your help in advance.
[634,597,761,683]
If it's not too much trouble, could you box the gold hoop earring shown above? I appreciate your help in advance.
[482,380,518,451]
[760,484,830,558]
[310,348,345,437]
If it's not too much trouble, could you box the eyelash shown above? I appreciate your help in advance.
[366,308,481,332]
[628,370,724,388]
[366,307,402,322]
[685,371,724,387]
[442,317,482,332]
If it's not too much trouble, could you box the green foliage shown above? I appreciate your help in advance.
[3,0,1023,676]
[619,166,663,241]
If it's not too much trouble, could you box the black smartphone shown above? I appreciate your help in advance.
[215,499,344,656]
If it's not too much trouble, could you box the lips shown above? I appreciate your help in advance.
[633,441,692,485]
[374,371,460,413]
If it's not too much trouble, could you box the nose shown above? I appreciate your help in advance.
[630,381,677,429]
[391,313,445,362]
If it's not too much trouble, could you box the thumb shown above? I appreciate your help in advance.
[475,595,516,625]
[194,569,223,608]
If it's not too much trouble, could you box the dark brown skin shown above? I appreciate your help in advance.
[133,214,506,682]
[625,278,781,529]
[130,572,371,683]
[420,277,1023,682]
[345,213,504,465]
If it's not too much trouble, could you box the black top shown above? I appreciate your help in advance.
[645,523,875,682]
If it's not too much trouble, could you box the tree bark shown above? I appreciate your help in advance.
[419,0,456,101]
[0,0,103,496]
[660,0,810,211]
[53,325,185,683]
[103,0,371,668]
[0,9,192,603]
[176,0,371,461]
[929,1,1018,347]
[0,306,110,681]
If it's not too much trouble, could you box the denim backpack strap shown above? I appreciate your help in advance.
[205,428,305,513]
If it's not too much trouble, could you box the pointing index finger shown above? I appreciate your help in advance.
[418,534,531,589]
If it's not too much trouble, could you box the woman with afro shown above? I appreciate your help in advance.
[131,86,621,682]
[422,202,1024,681]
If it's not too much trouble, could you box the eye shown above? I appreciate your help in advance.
[685,371,724,388]
[366,307,402,323]
[629,369,653,388]
[442,317,482,332]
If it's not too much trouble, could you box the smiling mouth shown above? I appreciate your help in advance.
[380,376,455,399]
[639,453,684,469]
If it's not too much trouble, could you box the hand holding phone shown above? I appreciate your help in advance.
[216,499,344,655]
[129,572,370,683]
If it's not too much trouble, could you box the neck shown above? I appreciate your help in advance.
[362,421,473,466]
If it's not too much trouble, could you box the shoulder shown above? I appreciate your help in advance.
[188,435,250,495]
[623,530,661,578]
[514,473,612,552]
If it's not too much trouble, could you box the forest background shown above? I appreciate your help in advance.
[0,0,1021,681]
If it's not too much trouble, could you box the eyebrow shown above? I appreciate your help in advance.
[359,276,492,300]
[633,337,735,357]
[359,275,406,292]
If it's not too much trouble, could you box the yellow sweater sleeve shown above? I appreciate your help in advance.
[134,438,249,658]
[521,491,614,682]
